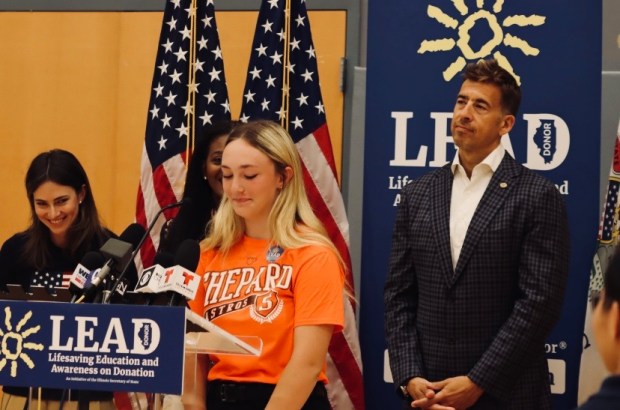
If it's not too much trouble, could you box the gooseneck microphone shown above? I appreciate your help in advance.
[106,198,191,302]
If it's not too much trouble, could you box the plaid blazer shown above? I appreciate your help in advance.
[384,153,570,409]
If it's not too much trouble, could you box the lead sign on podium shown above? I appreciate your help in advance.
[0,299,262,394]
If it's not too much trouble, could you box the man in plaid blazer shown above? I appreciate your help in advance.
[384,58,570,409]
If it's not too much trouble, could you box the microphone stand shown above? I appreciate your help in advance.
[104,199,186,303]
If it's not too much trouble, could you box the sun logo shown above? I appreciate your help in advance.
[418,0,546,85]
[0,307,44,377]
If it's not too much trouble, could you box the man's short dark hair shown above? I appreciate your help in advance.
[462,58,522,116]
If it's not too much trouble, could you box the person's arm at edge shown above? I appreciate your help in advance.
[266,325,333,410]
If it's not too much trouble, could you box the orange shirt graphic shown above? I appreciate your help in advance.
[189,236,345,384]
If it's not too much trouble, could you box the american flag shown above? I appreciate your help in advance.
[31,270,72,290]
[136,0,231,268]
[239,0,364,408]
[578,120,620,403]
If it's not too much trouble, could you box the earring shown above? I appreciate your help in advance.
[203,175,208,181]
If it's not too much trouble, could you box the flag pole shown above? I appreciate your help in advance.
[281,0,292,130]
[186,0,198,161]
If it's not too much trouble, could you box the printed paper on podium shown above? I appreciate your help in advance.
[185,309,262,356]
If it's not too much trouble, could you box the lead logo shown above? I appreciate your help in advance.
[418,0,546,84]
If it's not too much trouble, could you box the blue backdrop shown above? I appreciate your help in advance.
[360,1,601,408]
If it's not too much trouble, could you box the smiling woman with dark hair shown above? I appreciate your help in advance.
[158,120,238,254]
[0,148,115,410]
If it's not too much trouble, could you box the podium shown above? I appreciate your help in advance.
[0,286,262,402]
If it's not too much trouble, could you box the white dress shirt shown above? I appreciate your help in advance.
[449,144,505,270]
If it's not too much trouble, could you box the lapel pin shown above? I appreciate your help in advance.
[266,245,284,262]
[499,182,508,189]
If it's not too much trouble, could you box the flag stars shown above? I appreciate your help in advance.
[185,6,196,18]
[209,67,222,81]
[290,38,301,51]
[270,51,282,65]
[244,89,256,103]
[262,20,274,33]
[153,82,164,97]
[202,15,213,28]
[277,29,285,42]
[174,47,188,62]
[161,113,172,128]
[211,46,223,60]
[204,89,217,103]
[157,136,168,150]
[292,116,304,129]
[221,99,231,114]
[315,101,325,114]
[288,63,296,74]
[295,14,306,27]
[275,106,285,120]
[183,101,194,115]
[267,0,278,9]
[265,75,277,88]
[194,59,205,72]
[250,66,262,80]
[306,45,316,59]
[281,84,290,97]
[255,43,268,57]
[171,0,181,8]
[162,39,174,53]
[180,26,192,40]
[240,113,251,123]
[166,17,177,31]
[261,98,270,111]
[187,82,199,93]
[169,69,182,84]
[158,61,169,75]
[165,91,177,106]
[199,111,213,125]
[296,93,308,106]
[176,123,189,138]
[301,69,313,82]
[197,36,208,50]
[150,105,159,119]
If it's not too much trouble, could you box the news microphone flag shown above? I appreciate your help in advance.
[136,0,231,269]
[239,0,364,408]
[578,119,620,403]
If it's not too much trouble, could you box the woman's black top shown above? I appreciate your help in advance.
[0,230,114,401]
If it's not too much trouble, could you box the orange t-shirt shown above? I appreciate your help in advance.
[188,236,345,384]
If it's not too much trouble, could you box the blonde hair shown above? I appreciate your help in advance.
[202,120,333,249]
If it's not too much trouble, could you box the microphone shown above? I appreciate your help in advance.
[69,251,105,302]
[134,252,174,305]
[166,239,201,307]
[134,198,191,260]
[80,223,145,303]
[107,198,190,300]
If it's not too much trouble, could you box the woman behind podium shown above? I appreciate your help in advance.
[187,120,345,410]
[0,149,115,410]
